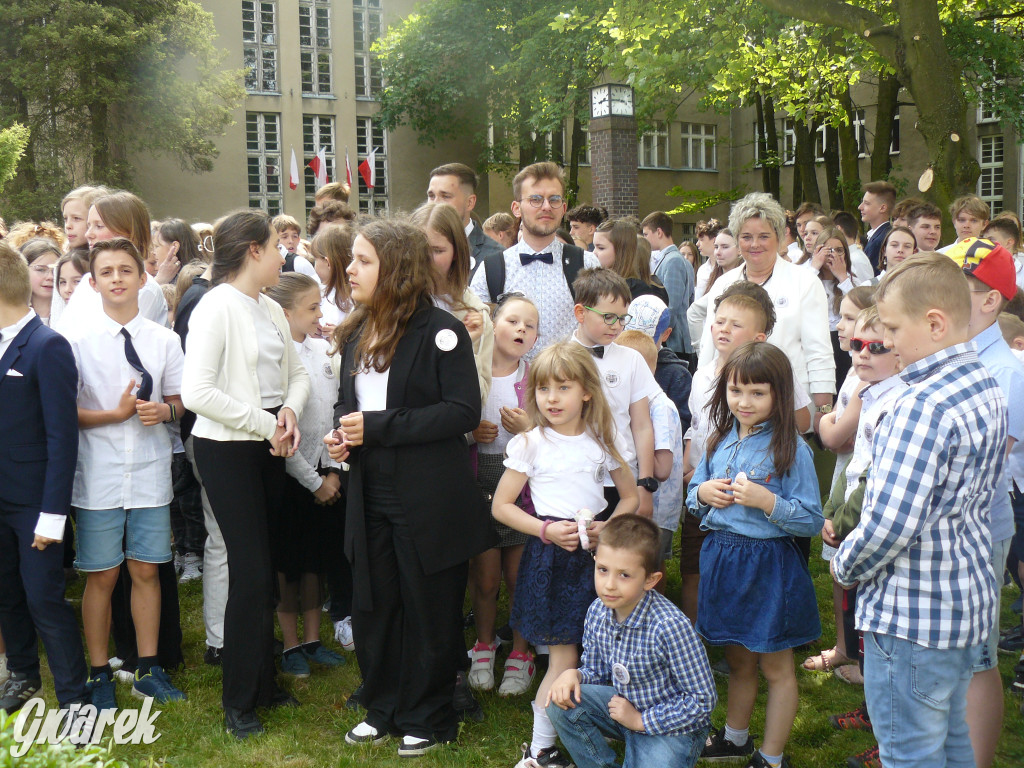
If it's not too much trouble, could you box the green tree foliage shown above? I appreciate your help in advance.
[0,0,243,220]
[0,122,30,196]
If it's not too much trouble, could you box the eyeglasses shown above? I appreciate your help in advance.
[521,195,564,209]
[584,306,632,326]
[850,338,890,355]
[29,265,53,274]
[823,247,845,256]
[496,290,526,305]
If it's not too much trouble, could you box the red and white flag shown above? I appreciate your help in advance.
[345,147,352,188]
[358,148,377,190]
[308,146,328,188]
[288,147,299,190]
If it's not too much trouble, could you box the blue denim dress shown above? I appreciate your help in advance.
[686,422,823,652]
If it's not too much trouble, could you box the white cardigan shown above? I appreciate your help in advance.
[182,284,310,442]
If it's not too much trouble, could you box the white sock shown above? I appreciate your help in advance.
[530,700,556,756]
[724,724,749,747]
[759,750,783,768]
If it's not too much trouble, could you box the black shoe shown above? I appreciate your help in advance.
[999,624,1024,654]
[530,744,574,768]
[266,685,300,709]
[846,744,881,768]
[0,672,42,714]
[701,726,755,761]
[453,670,483,722]
[1012,659,1024,693]
[746,752,791,768]
[224,707,264,740]
[346,682,363,711]
[397,733,451,756]
[204,646,222,666]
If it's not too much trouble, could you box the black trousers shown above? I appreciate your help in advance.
[0,507,87,705]
[194,437,284,711]
[353,470,467,740]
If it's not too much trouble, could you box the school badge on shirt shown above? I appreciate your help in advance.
[612,662,630,685]
[435,329,458,351]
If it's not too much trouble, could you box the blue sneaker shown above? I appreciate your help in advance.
[132,666,186,704]
[87,672,117,712]
[281,649,311,678]
[302,643,345,667]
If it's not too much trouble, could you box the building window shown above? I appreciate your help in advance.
[246,112,282,215]
[303,115,335,215]
[978,134,1004,213]
[356,117,388,214]
[853,108,900,157]
[299,0,332,96]
[242,1,278,93]
[639,123,670,168]
[680,123,716,171]
[353,0,383,99]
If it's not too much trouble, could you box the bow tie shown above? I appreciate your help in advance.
[588,345,604,359]
[520,251,554,266]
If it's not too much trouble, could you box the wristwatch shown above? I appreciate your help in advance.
[815,404,833,414]
[637,477,659,493]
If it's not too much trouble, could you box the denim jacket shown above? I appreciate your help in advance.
[685,421,823,539]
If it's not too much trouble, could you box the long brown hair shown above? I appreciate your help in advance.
[93,191,152,259]
[705,341,798,476]
[410,201,470,311]
[597,218,653,283]
[813,226,852,314]
[311,224,353,310]
[525,342,627,470]
[331,217,440,372]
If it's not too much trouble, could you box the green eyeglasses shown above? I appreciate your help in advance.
[584,306,632,326]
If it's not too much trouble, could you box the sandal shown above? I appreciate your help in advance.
[834,664,864,685]
[802,646,853,672]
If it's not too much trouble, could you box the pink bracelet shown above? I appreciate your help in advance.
[540,520,552,545]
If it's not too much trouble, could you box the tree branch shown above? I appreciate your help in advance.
[754,0,898,65]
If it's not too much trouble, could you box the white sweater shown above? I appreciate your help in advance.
[182,284,310,442]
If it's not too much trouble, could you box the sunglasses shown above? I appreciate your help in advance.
[850,338,890,355]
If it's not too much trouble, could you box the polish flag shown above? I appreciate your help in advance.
[308,146,328,188]
[345,147,352,188]
[358,148,377,190]
[288,147,299,190]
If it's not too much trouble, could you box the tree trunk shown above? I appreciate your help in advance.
[871,71,900,181]
[567,113,585,208]
[755,92,772,194]
[837,85,861,215]
[764,96,781,200]
[793,119,820,204]
[823,124,842,210]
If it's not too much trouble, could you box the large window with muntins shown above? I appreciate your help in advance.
[299,0,332,96]
[243,1,278,93]
[246,112,282,216]
[353,0,383,98]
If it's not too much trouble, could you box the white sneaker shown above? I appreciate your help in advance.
[498,651,536,696]
[467,641,497,691]
[0,653,9,687]
[178,553,202,583]
[107,656,124,671]
[344,720,386,745]
[334,616,355,651]
[513,742,544,768]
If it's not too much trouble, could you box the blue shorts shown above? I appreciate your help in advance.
[974,536,1012,673]
[73,505,172,572]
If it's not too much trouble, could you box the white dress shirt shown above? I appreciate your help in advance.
[66,311,184,510]
[285,337,341,492]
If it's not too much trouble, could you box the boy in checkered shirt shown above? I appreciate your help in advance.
[832,252,1006,768]
[546,515,715,768]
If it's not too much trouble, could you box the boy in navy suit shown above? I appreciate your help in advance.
[0,241,88,713]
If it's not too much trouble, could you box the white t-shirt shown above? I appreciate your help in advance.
[480,365,523,455]
[504,427,627,520]
[650,390,683,531]
[694,261,713,301]
[229,286,286,408]
[355,366,390,411]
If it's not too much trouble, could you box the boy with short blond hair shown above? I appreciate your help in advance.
[832,251,1007,768]
[945,195,990,248]
[546,515,715,768]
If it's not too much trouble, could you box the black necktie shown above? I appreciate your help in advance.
[121,328,153,402]
[520,252,554,266]
[589,345,604,359]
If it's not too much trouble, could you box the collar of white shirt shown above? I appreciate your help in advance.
[464,221,474,239]
[1,307,35,344]
[100,309,145,338]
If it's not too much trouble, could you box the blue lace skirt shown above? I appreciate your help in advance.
[510,533,596,646]
[697,530,821,653]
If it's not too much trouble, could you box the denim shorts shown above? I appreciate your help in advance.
[73,505,172,572]
[974,535,1012,673]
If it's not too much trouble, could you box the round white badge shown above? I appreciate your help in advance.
[322,361,335,379]
[775,296,789,308]
[612,662,630,686]
[435,329,458,352]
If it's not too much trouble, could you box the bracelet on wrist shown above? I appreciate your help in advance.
[540,519,552,545]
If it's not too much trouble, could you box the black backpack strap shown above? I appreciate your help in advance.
[561,245,586,301]
[282,252,296,273]
[484,250,506,303]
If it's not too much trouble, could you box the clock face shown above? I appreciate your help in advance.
[610,85,634,116]
[591,86,610,118]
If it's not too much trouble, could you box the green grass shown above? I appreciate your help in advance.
[17,545,1024,767]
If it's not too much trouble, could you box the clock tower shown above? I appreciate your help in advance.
[588,82,639,218]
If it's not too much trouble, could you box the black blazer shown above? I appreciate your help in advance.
[0,315,79,516]
[335,304,495,610]
[863,221,891,272]
[468,220,505,273]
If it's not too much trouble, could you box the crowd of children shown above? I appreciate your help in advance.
[1,166,1023,768]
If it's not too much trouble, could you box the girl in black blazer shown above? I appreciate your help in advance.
[326,218,493,757]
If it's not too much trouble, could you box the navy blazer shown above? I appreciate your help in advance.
[335,304,495,611]
[863,221,891,272]
[0,315,79,515]
[468,220,505,273]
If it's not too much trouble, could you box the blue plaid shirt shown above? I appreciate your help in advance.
[578,591,716,735]
[832,343,1005,649]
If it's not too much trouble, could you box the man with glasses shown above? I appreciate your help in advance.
[469,162,599,360]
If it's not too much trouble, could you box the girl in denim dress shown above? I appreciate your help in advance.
[685,341,823,768]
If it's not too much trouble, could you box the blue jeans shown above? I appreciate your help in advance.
[547,684,707,768]
[863,633,980,768]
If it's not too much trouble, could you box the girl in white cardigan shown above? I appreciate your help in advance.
[181,210,310,740]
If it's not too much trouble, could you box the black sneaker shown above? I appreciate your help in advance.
[998,624,1024,654]
[204,646,222,666]
[224,706,264,740]
[1012,659,1024,693]
[453,670,483,722]
[745,753,792,768]
[530,744,574,768]
[0,672,42,714]
[346,682,363,711]
[701,727,755,761]
[345,720,387,745]
[829,703,871,731]
[846,744,881,768]
[397,734,449,757]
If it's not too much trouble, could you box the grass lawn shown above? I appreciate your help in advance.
[16,542,1024,767]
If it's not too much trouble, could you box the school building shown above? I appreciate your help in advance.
[134,0,1024,234]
